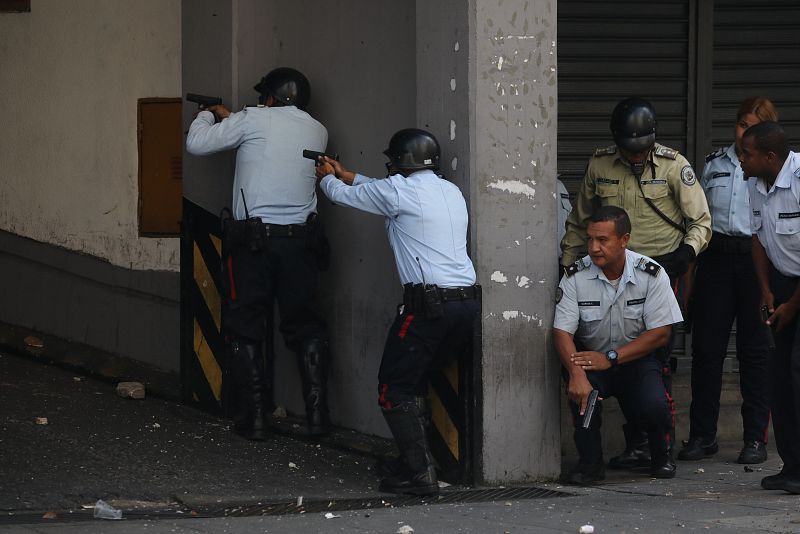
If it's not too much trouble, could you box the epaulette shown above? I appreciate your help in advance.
[635,257,661,277]
[705,147,725,163]
[564,257,591,277]
[593,145,617,157]
[654,145,678,160]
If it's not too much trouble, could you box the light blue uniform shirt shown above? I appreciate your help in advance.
[701,144,752,237]
[749,151,800,277]
[553,249,683,353]
[319,170,476,288]
[186,107,327,224]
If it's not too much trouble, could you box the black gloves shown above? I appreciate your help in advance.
[673,243,696,278]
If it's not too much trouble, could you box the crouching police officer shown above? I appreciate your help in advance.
[315,128,479,496]
[186,67,332,439]
[561,97,711,471]
[554,206,683,484]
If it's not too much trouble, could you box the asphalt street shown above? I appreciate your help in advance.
[2,351,800,533]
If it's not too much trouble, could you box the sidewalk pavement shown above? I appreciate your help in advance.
[2,350,799,533]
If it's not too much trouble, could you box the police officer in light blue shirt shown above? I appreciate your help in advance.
[554,206,682,485]
[315,128,478,497]
[679,97,777,465]
[741,121,800,493]
[186,67,332,440]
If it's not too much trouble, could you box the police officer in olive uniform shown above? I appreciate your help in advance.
[186,67,332,440]
[315,129,479,497]
[560,97,712,470]
[679,98,777,465]
[742,121,800,493]
[555,206,683,484]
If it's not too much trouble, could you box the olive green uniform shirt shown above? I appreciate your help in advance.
[560,143,711,266]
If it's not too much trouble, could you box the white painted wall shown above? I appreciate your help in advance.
[0,0,181,271]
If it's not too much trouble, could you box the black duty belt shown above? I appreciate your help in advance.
[261,222,307,237]
[403,283,480,302]
[706,232,750,255]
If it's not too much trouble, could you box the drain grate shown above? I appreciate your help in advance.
[202,486,574,518]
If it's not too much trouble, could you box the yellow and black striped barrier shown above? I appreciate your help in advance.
[180,198,225,413]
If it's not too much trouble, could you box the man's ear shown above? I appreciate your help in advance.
[620,232,631,248]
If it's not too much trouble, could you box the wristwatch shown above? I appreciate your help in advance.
[605,349,619,368]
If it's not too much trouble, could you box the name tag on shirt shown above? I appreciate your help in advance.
[779,212,800,219]
[626,298,646,306]
[597,178,619,185]
[578,301,600,307]
[711,172,731,178]
[641,180,667,185]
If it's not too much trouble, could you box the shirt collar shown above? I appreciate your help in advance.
[585,250,638,285]
[613,146,660,168]
[773,153,798,189]
[724,143,738,164]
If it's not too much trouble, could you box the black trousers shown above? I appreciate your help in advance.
[689,245,770,443]
[378,299,479,408]
[768,267,800,475]
[569,356,673,465]
[222,237,327,351]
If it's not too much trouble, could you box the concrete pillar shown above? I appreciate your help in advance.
[418,0,559,483]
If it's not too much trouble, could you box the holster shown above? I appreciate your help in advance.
[305,213,331,271]
[402,283,444,319]
[222,217,269,254]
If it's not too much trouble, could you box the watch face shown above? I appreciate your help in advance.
[607,350,618,361]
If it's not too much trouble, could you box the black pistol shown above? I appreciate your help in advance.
[186,93,223,109]
[761,305,776,350]
[303,149,339,166]
[582,389,599,429]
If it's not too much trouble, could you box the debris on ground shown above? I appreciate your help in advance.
[34,417,48,425]
[580,525,595,534]
[296,496,303,506]
[273,406,287,418]
[743,465,761,472]
[397,526,414,534]
[42,511,57,519]
[116,382,145,400]
[324,512,341,519]
[695,468,705,474]
[289,462,298,469]
[93,499,122,520]
[24,336,44,348]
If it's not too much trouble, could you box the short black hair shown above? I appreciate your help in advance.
[743,121,789,159]
[589,205,631,237]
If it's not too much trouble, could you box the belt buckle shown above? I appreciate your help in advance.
[264,224,271,237]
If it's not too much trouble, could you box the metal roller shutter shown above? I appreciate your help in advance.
[710,0,800,152]
[557,0,692,192]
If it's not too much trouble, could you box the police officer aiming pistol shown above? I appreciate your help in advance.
[315,128,479,496]
[186,67,333,440]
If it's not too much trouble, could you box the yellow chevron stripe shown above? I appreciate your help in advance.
[194,318,222,401]
[193,241,221,331]
[429,386,459,460]
[444,361,458,393]
[210,234,222,256]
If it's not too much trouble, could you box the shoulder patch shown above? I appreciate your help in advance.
[564,257,590,278]
[635,257,661,277]
[654,145,679,160]
[705,147,725,163]
[680,165,697,186]
[593,145,617,157]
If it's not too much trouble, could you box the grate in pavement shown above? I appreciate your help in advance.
[203,486,574,517]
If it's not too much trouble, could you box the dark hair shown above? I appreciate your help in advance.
[737,97,778,123]
[589,205,631,237]
[743,121,789,159]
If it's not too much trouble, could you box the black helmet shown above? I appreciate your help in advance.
[383,128,440,172]
[610,97,657,153]
[253,67,310,110]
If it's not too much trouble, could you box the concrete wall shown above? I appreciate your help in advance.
[470,0,561,482]
[182,0,417,436]
[0,0,182,272]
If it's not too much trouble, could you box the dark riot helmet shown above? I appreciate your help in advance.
[383,128,441,172]
[253,67,310,110]
[610,97,657,154]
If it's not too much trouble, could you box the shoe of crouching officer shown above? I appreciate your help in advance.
[563,463,605,486]
[608,425,651,470]
[374,456,409,478]
[737,440,767,464]
[677,437,718,461]
[650,452,677,479]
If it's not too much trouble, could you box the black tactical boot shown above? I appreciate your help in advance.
[608,424,650,470]
[297,339,330,436]
[650,432,676,478]
[737,440,767,464]
[563,463,605,485]
[231,342,267,441]
[379,398,439,496]
[677,437,719,461]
